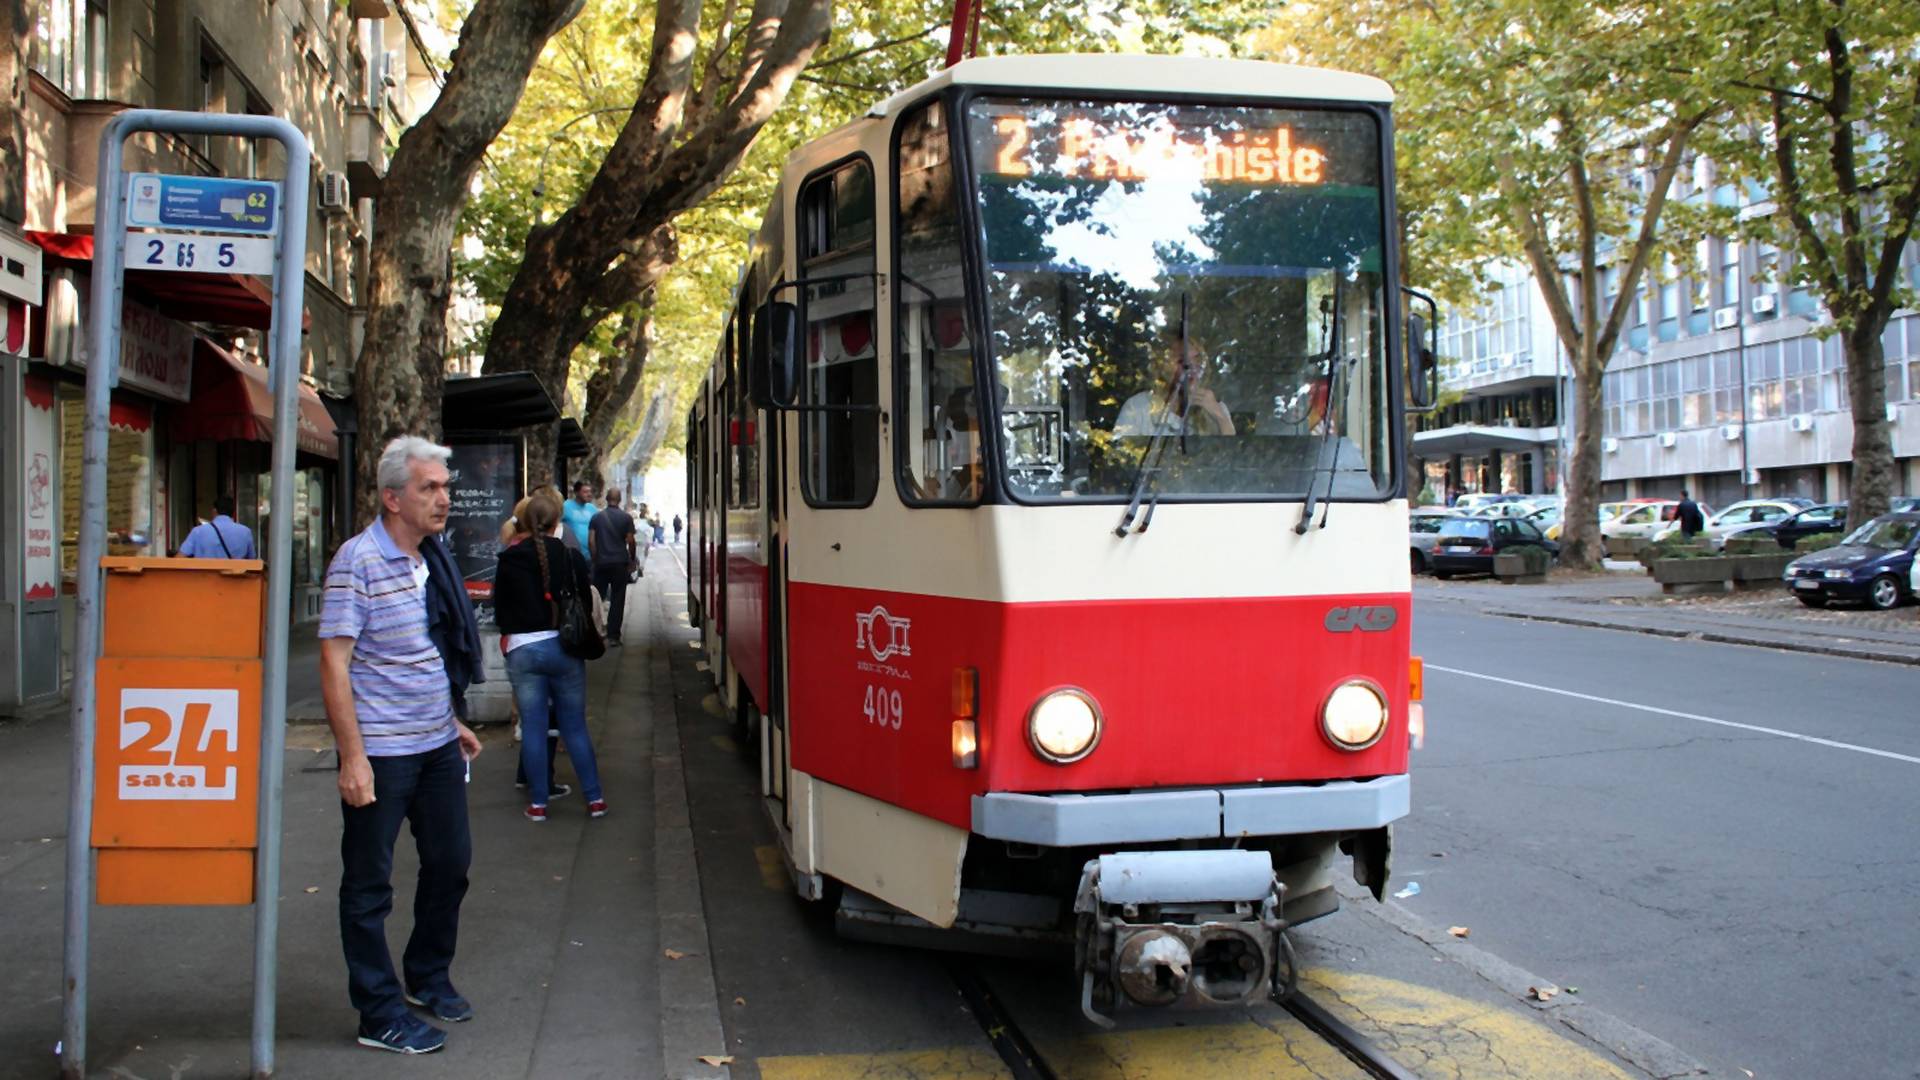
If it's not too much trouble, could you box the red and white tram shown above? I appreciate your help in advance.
[686,54,1437,1023]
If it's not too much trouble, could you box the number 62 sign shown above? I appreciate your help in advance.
[124,229,276,276]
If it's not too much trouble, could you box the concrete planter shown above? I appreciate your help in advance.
[1729,552,1796,588]
[1605,536,1650,559]
[1651,556,1735,595]
[1494,547,1551,584]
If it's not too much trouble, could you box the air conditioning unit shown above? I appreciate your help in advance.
[1602,437,1620,454]
[1658,431,1678,448]
[1720,423,1742,441]
[319,170,351,212]
[383,49,405,88]
[1751,294,1777,316]
[1788,413,1814,433]
[1712,307,1739,330]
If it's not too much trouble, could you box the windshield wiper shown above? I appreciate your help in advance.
[1296,286,1346,535]
[1116,294,1196,537]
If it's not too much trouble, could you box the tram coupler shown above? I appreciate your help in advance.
[1072,850,1287,1028]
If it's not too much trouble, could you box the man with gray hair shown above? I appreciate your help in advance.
[319,435,485,1054]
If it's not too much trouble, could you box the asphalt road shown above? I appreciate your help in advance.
[1408,605,1920,1080]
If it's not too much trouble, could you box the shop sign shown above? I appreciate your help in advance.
[49,274,193,403]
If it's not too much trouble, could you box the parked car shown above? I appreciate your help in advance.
[1652,498,1808,546]
[1601,501,1678,541]
[1527,504,1563,540]
[1452,492,1529,513]
[1782,512,1920,609]
[1409,508,1456,573]
[1468,501,1542,518]
[1429,516,1559,579]
[1768,503,1850,549]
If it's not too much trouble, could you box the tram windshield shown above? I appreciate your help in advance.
[967,97,1393,502]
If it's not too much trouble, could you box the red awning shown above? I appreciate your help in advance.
[26,230,309,330]
[172,337,339,459]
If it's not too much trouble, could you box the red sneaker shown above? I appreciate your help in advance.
[524,805,547,822]
[588,800,608,819]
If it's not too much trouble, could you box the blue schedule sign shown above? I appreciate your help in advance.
[125,173,281,236]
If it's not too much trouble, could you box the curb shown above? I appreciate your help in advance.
[649,574,733,1080]
[1335,879,1714,1079]
[1482,608,1920,667]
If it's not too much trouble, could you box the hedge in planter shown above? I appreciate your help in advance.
[1651,555,1735,594]
[1494,544,1553,583]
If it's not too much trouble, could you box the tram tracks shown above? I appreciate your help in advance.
[949,953,1423,1080]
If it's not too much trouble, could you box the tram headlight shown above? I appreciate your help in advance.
[1321,680,1388,751]
[1027,688,1102,764]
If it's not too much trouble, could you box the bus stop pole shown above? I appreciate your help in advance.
[60,110,310,1080]
[251,117,311,1080]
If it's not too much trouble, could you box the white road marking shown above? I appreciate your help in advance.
[1428,664,1920,766]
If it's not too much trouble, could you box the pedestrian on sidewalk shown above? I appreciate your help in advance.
[501,498,566,800]
[672,513,683,545]
[493,490,608,823]
[319,436,484,1056]
[588,487,638,645]
[176,495,256,559]
[1677,490,1705,538]
[562,480,596,550]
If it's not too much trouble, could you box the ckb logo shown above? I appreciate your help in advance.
[855,605,913,663]
[117,688,241,800]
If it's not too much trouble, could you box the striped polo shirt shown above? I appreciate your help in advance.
[319,517,457,757]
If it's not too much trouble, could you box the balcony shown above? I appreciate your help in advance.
[346,105,388,191]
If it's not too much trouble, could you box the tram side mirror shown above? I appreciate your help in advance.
[1402,287,1440,411]
[751,299,800,409]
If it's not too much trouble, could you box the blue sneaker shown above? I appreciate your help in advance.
[405,985,475,1023]
[357,1013,447,1054]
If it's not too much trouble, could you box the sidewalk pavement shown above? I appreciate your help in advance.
[1419,568,1920,665]
[0,543,731,1079]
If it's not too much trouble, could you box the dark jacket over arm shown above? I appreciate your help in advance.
[421,534,484,720]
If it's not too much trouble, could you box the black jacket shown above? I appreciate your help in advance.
[420,533,484,720]
[494,536,592,635]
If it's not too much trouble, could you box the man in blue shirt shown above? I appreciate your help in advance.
[562,481,596,550]
[177,496,256,559]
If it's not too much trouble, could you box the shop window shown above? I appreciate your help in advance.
[797,158,878,507]
[59,393,155,580]
[894,100,981,505]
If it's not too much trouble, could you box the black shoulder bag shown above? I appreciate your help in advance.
[534,536,605,661]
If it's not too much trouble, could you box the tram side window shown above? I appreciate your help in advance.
[895,99,980,505]
[798,158,879,507]
[726,320,759,511]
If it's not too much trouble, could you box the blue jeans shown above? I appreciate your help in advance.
[505,637,602,806]
[339,740,471,1023]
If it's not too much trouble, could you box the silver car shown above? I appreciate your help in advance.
[1411,508,1457,574]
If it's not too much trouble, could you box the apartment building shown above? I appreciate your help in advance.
[1414,163,1920,510]
[0,0,441,711]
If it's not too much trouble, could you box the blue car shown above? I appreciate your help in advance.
[1782,512,1920,610]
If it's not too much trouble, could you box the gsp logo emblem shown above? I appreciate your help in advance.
[118,688,241,800]
[855,605,913,663]
[1325,605,1397,633]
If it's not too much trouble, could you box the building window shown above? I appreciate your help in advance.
[1720,240,1741,308]
[1691,239,1712,312]
[35,0,108,98]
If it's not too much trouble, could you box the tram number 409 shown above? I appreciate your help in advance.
[863,685,903,730]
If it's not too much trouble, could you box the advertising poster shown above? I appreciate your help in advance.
[445,438,523,631]
[22,374,57,600]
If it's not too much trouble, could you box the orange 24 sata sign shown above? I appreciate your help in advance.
[990,115,1328,185]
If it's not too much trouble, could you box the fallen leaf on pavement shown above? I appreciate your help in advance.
[1430,851,1445,857]
[698,1055,734,1066]
[1741,1070,1753,1078]
[1448,926,1470,938]
[1528,985,1558,1002]
[664,948,690,960]
[733,997,746,1006]
[304,886,319,894]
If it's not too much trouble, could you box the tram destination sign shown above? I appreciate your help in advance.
[125,173,281,236]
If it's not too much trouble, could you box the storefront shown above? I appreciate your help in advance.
[3,234,342,710]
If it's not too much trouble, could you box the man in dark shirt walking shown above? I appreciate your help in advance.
[588,488,638,645]
[1676,490,1706,538]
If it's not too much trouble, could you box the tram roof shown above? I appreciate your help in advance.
[868,54,1394,118]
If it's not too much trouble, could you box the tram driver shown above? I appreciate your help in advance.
[1112,339,1236,438]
